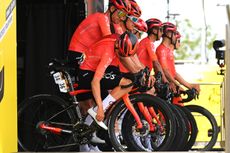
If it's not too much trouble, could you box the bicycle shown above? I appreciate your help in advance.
[155,73,219,151]
[18,59,177,152]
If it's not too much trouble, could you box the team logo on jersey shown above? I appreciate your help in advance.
[103,71,116,80]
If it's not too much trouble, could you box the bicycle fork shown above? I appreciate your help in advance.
[122,94,143,129]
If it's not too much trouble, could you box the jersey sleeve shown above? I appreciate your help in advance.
[146,42,158,61]
[98,14,112,37]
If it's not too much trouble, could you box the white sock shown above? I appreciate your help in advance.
[93,94,116,111]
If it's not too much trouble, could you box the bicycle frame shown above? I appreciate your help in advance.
[42,60,163,135]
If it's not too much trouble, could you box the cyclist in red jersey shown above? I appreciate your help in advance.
[68,0,131,66]
[156,23,200,93]
[77,32,152,151]
[137,18,168,81]
[170,31,200,93]
[156,22,179,92]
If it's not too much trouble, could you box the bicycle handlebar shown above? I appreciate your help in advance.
[179,88,199,103]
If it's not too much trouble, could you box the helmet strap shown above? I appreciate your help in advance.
[165,32,174,44]
[150,28,159,40]
[109,6,117,23]
[123,16,129,31]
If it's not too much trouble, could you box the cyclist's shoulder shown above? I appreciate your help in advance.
[156,43,168,51]
[138,37,151,47]
[91,35,117,49]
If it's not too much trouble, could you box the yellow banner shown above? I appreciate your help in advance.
[0,0,17,152]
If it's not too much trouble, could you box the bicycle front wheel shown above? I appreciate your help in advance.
[185,105,219,151]
[18,94,77,152]
[108,94,176,151]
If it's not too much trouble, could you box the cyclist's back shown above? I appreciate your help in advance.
[69,12,111,53]
[137,37,157,71]
[80,34,119,76]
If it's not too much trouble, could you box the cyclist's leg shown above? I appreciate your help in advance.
[87,66,130,111]
[77,69,106,145]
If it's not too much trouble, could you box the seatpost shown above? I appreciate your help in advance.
[63,71,83,120]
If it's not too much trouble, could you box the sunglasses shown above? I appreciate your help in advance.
[127,15,139,23]
[117,10,126,18]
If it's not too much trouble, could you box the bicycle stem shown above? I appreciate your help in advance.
[122,94,143,129]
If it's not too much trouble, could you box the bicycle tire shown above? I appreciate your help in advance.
[18,94,78,152]
[185,105,219,151]
[169,104,190,151]
[108,94,176,151]
[178,105,198,150]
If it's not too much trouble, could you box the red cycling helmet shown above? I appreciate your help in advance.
[162,22,177,34]
[109,0,131,14]
[129,0,142,17]
[117,31,139,57]
[134,18,147,32]
[146,18,163,30]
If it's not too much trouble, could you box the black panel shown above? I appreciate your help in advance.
[16,0,86,103]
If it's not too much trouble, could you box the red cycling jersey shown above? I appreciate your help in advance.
[80,35,118,79]
[156,43,176,78]
[68,12,111,53]
[136,37,158,71]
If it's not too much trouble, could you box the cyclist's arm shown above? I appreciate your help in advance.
[118,55,142,73]
[153,60,168,83]
[175,72,191,89]
[163,68,179,85]
[91,55,113,115]
[175,72,200,93]
[98,14,112,37]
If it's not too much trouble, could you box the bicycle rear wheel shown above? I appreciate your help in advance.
[18,94,78,152]
[185,105,219,151]
[108,94,176,151]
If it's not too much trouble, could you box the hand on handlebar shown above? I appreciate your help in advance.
[169,82,177,93]
[191,84,200,94]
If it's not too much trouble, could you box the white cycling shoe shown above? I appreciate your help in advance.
[87,108,108,130]
[90,132,105,144]
[89,144,102,152]
[79,144,102,152]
